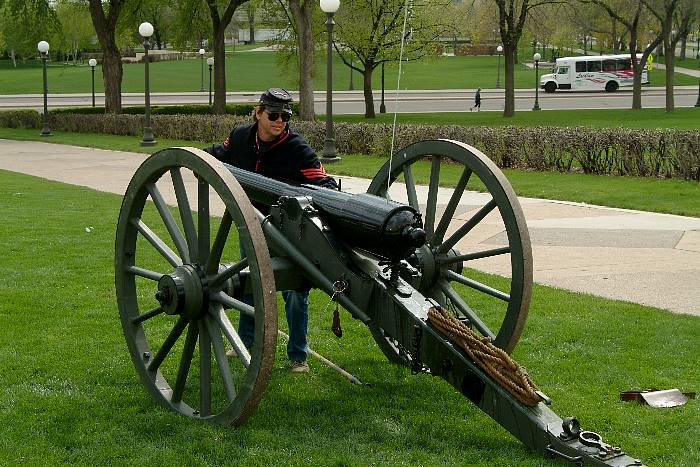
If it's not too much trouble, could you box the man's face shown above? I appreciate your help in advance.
[257,107,288,142]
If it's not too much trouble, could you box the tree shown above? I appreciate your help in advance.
[334,0,449,118]
[55,0,95,64]
[244,0,260,44]
[0,0,58,65]
[267,0,324,121]
[204,0,250,114]
[582,0,663,109]
[674,1,698,60]
[88,0,126,113]
[172,0,211,50]
[287,0,318,121]
[493,0,564,117]
[123,0,177,50]
[643,0,690,112]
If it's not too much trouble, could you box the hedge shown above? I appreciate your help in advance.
[1,109,698,181]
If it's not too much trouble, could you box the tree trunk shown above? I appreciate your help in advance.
[212,27,227,115]
[611,17,618,53]
[102,48,123,114]
[679,34,686,59]
[207,0,249,115]
[363,67,375,118]
[88,0,124,113]
[289,0,315,121]
[662,18,674,112]
[631,48,643,109]
[247,9,255,44]
[503,44,515,117]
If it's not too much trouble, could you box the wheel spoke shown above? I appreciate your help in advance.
[147,182,190,263]
[198,320,212,417]
[127,265,163,281]
[438,279,496,340]
[211,307,251,368]
[204,316,237,402]
[210,257,249,290]
[132,218,182,268]
[171,168,199,263]
[172,322,199,404]
[438,199,497,254]
[198,176,211,266]
[424,155,441,241]
[131,305,164,325]
[438,246,511,264]
[445,269,510,302]
[147,315,188,373]
[402,165,419,211]
[434,167,472,244]
[212,291,255,318]
[205,210,232,273]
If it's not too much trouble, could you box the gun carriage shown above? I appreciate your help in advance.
[115,139,643,466]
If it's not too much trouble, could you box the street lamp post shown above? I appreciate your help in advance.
[496,45,503,89]
[199,48,205,92]
[380,62,386,113]
[207,57,214,106]
[88,58,97,107]
[319,0,341,163]
[139,22,156,146]
[695,54,700,107]
[37,41,51,136]
[532,52,541,111]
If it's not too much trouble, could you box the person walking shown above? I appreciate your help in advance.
[470,88,482,111]
[204,87,338,373]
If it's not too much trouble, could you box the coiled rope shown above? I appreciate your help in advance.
[427,306,541,407]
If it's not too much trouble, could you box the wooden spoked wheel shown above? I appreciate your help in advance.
[367,139,532,362]
[115,148,277,425]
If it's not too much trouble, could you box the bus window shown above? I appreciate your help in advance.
[587,61,602,72]
[557,67,569,75]
[603,60,616,72]
[576,61,586,72]
[616,58,631,70]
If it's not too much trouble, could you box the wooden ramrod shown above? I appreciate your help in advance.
[115,140,645,466]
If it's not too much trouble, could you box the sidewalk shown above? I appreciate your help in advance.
[1,139,698,316]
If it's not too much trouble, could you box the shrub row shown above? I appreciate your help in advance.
[49,103,301,116]
[1,110,697,180]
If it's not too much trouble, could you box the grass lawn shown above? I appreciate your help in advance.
[0,52,696,95]
[1,126,698,217]
[0,169,697,465]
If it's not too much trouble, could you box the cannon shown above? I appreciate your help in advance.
[115,139,644,466]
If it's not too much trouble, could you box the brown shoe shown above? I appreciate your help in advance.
[289,360,309,373]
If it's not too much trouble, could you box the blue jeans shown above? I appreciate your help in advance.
[238,288,310,362]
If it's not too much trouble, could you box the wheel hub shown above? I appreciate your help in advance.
[156,264,207,319]
[411,245,463,291]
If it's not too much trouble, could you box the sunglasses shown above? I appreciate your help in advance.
[265,110,292,122]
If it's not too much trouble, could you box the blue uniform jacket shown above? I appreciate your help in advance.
[205,122,338,189]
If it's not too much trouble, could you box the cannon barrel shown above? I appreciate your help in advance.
[224,163,426,262]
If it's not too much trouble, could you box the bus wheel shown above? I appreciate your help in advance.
[544,82,557,93]
[605,81,619,92]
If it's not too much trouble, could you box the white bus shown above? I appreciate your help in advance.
[539,54,648,93]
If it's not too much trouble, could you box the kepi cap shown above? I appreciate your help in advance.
[259,88,293,112]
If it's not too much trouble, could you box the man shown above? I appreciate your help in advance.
[204,88,337,373]
[470,88,481,112]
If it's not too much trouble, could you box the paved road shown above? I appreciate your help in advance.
[1,86,698,114]
[1,139,698,316]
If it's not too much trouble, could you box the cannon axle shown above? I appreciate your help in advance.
[155,264,207,319]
